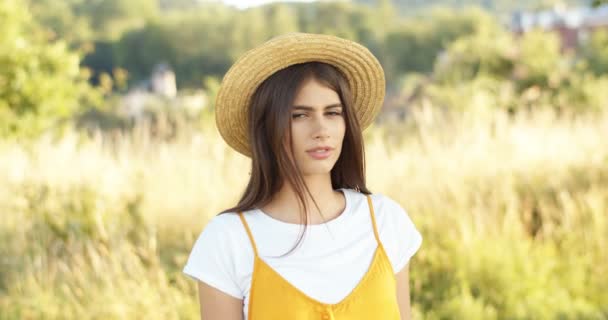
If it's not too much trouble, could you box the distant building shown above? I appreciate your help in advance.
[511,4,608,52]
[150,63,177,98]
[119,63,208,122]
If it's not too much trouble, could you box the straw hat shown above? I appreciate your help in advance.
[215,32,386,157]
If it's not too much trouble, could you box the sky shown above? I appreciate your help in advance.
[221,0,319,9]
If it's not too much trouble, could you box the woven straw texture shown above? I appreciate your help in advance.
[215,32,386,157]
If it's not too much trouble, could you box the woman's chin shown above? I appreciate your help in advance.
[300,165,336,176]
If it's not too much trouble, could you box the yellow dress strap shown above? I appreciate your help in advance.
[365,194,381,244]
[238,212,259,258]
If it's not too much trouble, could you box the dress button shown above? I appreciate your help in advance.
[320,310,332,320]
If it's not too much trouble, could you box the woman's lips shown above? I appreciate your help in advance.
[306,148,332,160]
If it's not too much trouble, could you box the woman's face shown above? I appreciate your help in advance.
[289,77,346,176]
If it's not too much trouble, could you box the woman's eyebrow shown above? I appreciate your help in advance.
[292,103,343,111]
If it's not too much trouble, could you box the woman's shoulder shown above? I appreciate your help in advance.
[183,211,253,299]
[366,192,419,228]
[197,211,248,240]
[339,188,409,221]
[363,191,423,273]
[362,191,411,219]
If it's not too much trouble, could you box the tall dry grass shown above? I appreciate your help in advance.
[0,107,606,319]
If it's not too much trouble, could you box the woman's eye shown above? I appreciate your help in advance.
[292,111,342,119]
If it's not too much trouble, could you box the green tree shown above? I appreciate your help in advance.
[432,24,515,84]
[29,0,93,43]
[592,0,608,6]
[0,0,100,137]
[423,23,608,113]
[30,0,158,42]
[386,6,495,75]
[581,29,608,76]
[78,0,159,41]
[116,4,236,87]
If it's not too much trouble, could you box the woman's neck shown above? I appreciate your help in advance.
[259,175,346,225]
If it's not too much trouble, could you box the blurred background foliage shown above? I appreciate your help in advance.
[1,0,608,318]
[3,0,608,135]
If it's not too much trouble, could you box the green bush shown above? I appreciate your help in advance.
[0,0,100,139]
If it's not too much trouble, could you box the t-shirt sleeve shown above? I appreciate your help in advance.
[380,196,423,274]
[182,215,244,299]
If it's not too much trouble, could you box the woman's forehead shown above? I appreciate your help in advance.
[292,79,341,108]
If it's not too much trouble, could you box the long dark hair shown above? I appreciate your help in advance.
[219,61,371,256]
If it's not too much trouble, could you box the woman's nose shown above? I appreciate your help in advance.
[312,116,330,140]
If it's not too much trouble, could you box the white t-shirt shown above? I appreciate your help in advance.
[183,188,423,319]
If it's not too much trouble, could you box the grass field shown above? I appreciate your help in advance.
[1,107,607,319]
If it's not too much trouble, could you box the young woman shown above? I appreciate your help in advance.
[183,33,423,320]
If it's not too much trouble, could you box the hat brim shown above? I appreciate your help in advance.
[215,32,386,158]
